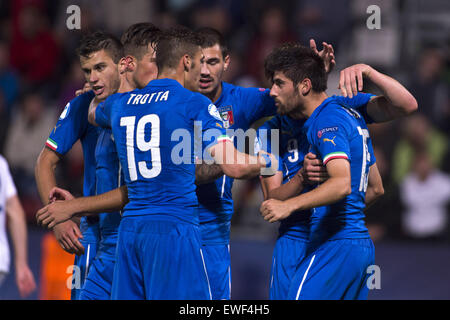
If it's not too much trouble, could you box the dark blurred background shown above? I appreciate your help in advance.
[0,0,449,300]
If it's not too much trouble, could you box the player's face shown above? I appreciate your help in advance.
[269,71,302,116]
[133,44,158,89]
[197,44,228,95]
[80,49,120,101]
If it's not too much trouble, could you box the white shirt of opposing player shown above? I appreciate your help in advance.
[0,155,18,273]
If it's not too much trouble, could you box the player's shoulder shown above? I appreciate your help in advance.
[70,91,96,107]
[186,89,213,106]
[309,102,351,136]
[57,91,95,121]
[225,81,269,97]
[319,99,356,122]
[108,91,131,103]
[331,93,375,108]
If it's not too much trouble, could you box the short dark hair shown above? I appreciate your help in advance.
[196,27,229,58]
[120,23,161,59]
[264,43,327,92]
[76,31,123,64]
[155,26,203,71]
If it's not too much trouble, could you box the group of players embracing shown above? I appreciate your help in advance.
[34,22,417,300]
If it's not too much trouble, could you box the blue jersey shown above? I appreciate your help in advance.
[303,94,376,242]
[46,91,100,241]
[256,115,311,240]
[196,82,277,244]
[95,78,227,225]
[94,128,124,258]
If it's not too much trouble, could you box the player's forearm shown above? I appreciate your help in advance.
[365,164,384,208]
[70,186,129,216]
[6,196,29,267]
[195,163,224,185]
[220,153,265,179]
[367,67,418,119]
[35,148,58,205]
[285,176,351,212]
[267,173,305,201]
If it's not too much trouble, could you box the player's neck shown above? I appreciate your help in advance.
[157,68,185,87]
[118,73,135,93]
[206,82,223,103]
[303,91,329,118]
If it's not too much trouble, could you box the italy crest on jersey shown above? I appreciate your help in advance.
[218,105,234,128]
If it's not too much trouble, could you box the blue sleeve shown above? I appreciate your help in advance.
[95,96,114,128]
[311,111,351,166]
[46,93,92,155]
[239,87,277,125]
[334,93,376,124]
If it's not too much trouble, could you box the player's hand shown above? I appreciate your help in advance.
[36,200,76,229]
[338,63,373,98]
[52,220,84,255]
[49,187,75,203]
[310,39,335,74]
[15,263,36,298]
[260,199,294,223]
[301,152,329,184]
[75,82,91,96]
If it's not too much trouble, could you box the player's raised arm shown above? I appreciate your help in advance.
[338,63,418,121]
[309,39,335,74]
[36,185,129,229]
[208,140,278,180]
[261,158,351,223]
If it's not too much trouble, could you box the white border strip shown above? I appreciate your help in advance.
[295,254,315,300]
[200,248,212,300]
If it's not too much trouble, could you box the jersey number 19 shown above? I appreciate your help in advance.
[120,115,161,181]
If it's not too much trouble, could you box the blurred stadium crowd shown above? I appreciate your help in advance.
[0,0,449,254]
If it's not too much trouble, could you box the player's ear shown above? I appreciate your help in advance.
[119,57,127,74]
[121,56,135,73]
[223,54,231,72]
[182,54,190,72]
[300,78,312,96]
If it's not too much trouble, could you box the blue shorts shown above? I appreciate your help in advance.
[287,238,375,300]
[269,235,309,300]
[202,243,231,300]
[79,256,115,300]
[71,222,99,300]
[111,216,212,300]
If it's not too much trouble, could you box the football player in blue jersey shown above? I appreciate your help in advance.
[35,31,123,300]
[192,28,336,300]
[259,43,417,299]
[37,26,277,300]
[76,23,161,300]
[256,103,383,300]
